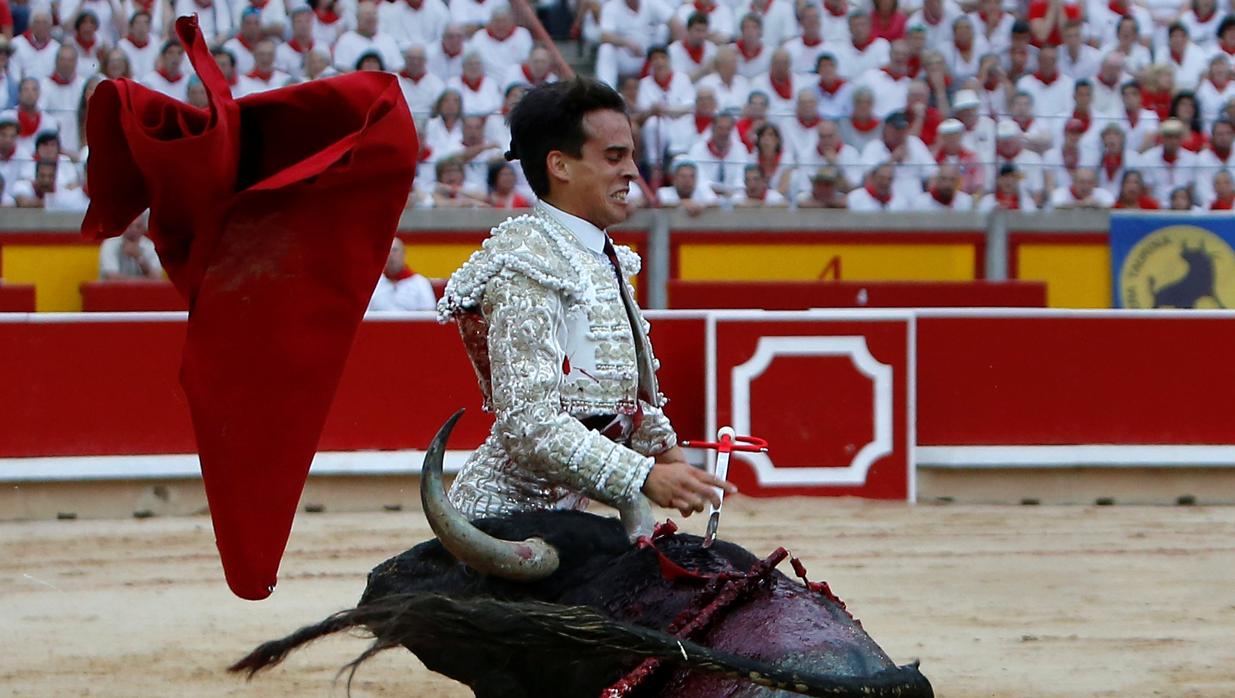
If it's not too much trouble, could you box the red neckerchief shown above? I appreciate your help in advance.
[155,67,183,84]
[385,265,417,282]
[247,68,273,81]
[954,35,973,52]
[851,34,874,52]
[461,74,484,91]
[1214,144,1232,161]
[22,31,50,51]
[1211,195,1234,210]
[1097,72,1119,90]
[978,9,1000,24]
[520,64,545,84]
[194,0,213,8]
[1221,41,1235,55]
[1102,152,1122,179]
[50,72,74,86]
[996,190,1020,209]
[983,72,1000,90]
[400,69,425,82]
[935,146,969,164]
[736,118,756,151]
[1212,75,1231,91]
[865,182,891,205]
[1139,195,1160,209]
[653,70,674,91]
[707,138,729,158]
[802,35,823,47]
[1014,116,1033,131]
[825,0,846,16]
[694,114,712,133]
[882,66,906,81]
[126,34,150,49]
[1072,110,1090,132]
[132,0,155,10]
[1126,109,1140,128]
[237,35,257,52]
[693,0,714,12]
[486,26,514,42]
[1162,147,1179,165]
[1196,6,1216,21]
[929,187,954,206]
[798,114,820,130]
[16,110,40,137]
[851,115,880,132]
[288,37,314,53]
[1107,0,1128,15]
[1181,130,1207,152]
[758,152,780,179]
[736,40,761,60]
[1170,47,1184,64]
[250,0,270,8]
[443,41,462,58]
[418,144,433,163]
[1069,185,1086,201]
[1062,144,1080,170]
[315,7,340,24]
[769,73,793,99]
[76,35,97,54]
[818,77,845,95]
[683,40,705,64]
[407,0,424,8]
[1142,90,1171,119]
[1033,70,1057,86]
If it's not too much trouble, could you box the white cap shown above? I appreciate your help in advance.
[953,89,980,110]
[938,118,964,135]
[996,119,1021,140]
[0,110,17,127]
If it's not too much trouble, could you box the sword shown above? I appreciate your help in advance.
[682,428,769,548]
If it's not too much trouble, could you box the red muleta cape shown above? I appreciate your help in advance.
[81,16,418,600]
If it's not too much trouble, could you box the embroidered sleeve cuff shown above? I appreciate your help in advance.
[628,400,679,457]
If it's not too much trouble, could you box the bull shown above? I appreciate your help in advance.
[230,411,934,697]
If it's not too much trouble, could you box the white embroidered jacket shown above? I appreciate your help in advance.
[437,203,678,518]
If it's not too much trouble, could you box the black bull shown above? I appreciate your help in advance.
[231,412,933,698]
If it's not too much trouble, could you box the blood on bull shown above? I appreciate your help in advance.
[230,411,934,698]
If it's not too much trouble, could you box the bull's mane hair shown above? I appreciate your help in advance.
[230,593,932,698]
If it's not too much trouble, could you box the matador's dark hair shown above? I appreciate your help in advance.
[505,77,627,198]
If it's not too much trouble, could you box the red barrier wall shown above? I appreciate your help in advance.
[80,281,188,312]
[0,285,36,312]
[668,281,1047,309]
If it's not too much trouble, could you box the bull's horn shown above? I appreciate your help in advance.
[617,494,655,541]
[420,409,561,581]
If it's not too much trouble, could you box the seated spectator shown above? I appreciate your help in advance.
[1057,20,1098,80]
[670,85,718,156]
[687,109,746,195]
[905,80,943,147]
[747,122,792,195]
[335,2,403,73]
[783,6,827,76]
[379,0,449,50]
[1026,0,1083,48]
[637,45,695,164]
[813,53,853,120]
[368,238,436,311]
[1064,80,1102,148]
[448,51,503,116]
[697,45,750,112]
[1042,117,1093,193]
[1090,52,1128,117]
[427,24,466,81]
[1049,167,1114,209]
[835,12,891,81]
[302,49,336,81]
[1195,117,1235,201]
[65,11,108,77]
[224,8,264,75]
[120,11,160,82]
[38,46,83,156]
[744,0,799,48]
[863,40,913,120]
[23,131,78,191]
[235,40,291,97]
[595,0,676,87]
[734,90,768,152]
[995,120,1047,207]
[820,0,853,45]
[503,46,558,92]
[750,49,801,129]
[1206,169,1235,209]
[978,164,1036,210]
[1180,0,1223,50]
[1112,169,1160,209]
[910,0,962,47]
[142,40,189,102]
[1196,56,1235,128]
[732,13,772,79]
[1170,91,1207,152]
[355,51,386,72]
[780,89,822,163]
[838,87,883,153]
[0,111,26,186]
[861,110,936,201]
[99,213,162,280]
[1095,122,1131,195]
[952,89,995,156]
[673,0,735,44]
[916,163,974,210]
[941,15,987,84]
[101,47,133,81]
[848,162,909,210]
[731,163,788,207]
[1007,91,1055,154]
[486,162,531,209]
[976,53,1011,120]
[309,0,349,49]
[934,118,985,195]
[12,10,58,81]
[485,84,526,153]
[1016,44,1074,123]
[466,6,532,79]
[870,0,907,42]
[399,44,446,124]
[669,12,716,82]
[792,118,863,195]
[211,47,240,90]
[1139,119,1198,201]
[1169,185,1199,210]
[12,79,55,154]
[658,160,719,215]
[974,0,1015,58]
[795,166,849,208]
[448,114,503,190]
[1101,17,1150,78]
[431,157,488,207]
[1092,0,1152,48]
[1141,66,1175,120]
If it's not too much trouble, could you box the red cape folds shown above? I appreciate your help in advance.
[81,17,417,600]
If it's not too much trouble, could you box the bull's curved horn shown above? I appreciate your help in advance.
[420,409,561,581]
[617,494,655,541]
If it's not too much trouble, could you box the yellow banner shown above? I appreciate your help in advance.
[1015,243,1111,308]
[2,244,101,312]
[678,243,978,282]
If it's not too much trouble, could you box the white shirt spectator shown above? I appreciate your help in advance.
[1115,108,1161,151]
[66,35,105,79]
[310,10,350,49]
[731,185,788,206]
[687,137,748,192]
[1048,183,1114,208]
[222,36,259,75]
[861,68,911,120]
[234,0,288,35]
[174,0,236,44]
[1180,9,1224,49]
[696,72,750,111]
[749,72,803,125]
[235,68,291,98]
[120,35,160,82]
[595,0,675,86]
[1137,145,1199,201]
[733,41,773,78]
[977,190,1035,210]
[38,75,85,155]
[847,182,910,210]
[1089,3,1154,47]
[971,10,1016,58]
[0,141,32,188]
[675,2,736,41]
[98,235,162,278]
[998,149,1047,196]
[1196,76,1235,127]
[819,2,852,44]
[1041,143,1097,190]
[668,39,717,78]
[1016,72,1075,119]
[501,62,559,91]
[142,68,190,102]
[833,37,890,81]
[333,30,404,72]
[1159,42,1209,91]
[62,0,119,43]
[447,74,503,115]
[790,140,864,195]
[20,152,80,191]
[422,116,464,160]
[735,0,799,48]
[380,0,451,49]
[275,38,318,80]
[399,70,446,121]
[1058,43,1102,81]
[814,78,853,120]
[1090,73,1128,117]
[658,181,721,206]
[861,136,936,200]
[908,1,965,46]
[12,34,59,80]
[122,0,168,42]
[960,116,997,157]
[467,26,534,80]
[781,35,828,76]
[368,271,436,311]
[1194,145,1235,201]
[450,0,499,28]
[939,35,991,84]
[426,41,465,80]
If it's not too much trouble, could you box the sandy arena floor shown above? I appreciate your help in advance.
[3,497,1234,697]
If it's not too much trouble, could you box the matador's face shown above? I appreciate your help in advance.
[560,109,638,230]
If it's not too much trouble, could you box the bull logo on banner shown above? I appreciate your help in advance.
[1110,217,1235,309]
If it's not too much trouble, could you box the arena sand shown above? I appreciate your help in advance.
[2,497,1234,697]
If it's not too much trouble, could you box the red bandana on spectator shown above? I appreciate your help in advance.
[683,41,706,64]
[1107,0,1128,14]
[736,117,757,150]
[1102,152,1122,179]
[22,31,51,51]
[653,70,674,91]
[1221,41,1235,56]
[983,72,1000,91]
[238,34,257,52]
[1125,108,1140,128]
[461,73,485,91]
[825,0,846,16]
[1214,144,1232,161]
[882,66,906,80]
[247,68,273,81]
[693,0,714,12]
[757,152,781,180]
[1097,72,1120,89]
[852,34,875,51]
[770,73,793,99]
[132,0,155,10]
[707,138,729,158]
[1114,195,1158,209]
[851,115,880,132]
[17,110,40,137]
[49,71,75,86]
[996,190,1020,209]
[1033,70,1057,86]
[1072,110,1090,132]
[156,66,183,83]
[1014,116,1033,131]
[935,146,967,164]
[1068,185,1086,201]
[1142,89,1171,118]
[520,64,544,84]
[384,264,417,282]
[400,68,425,82]
[818,77,845,95]
[194,0,213,8]
[1162,148,1179,165]
[1170,47,1185,64]
[487,26,514,41]
[406,0,424,7]
[798,114,820,129]
[694,113,712,133]
[127,34,150,49]
[865,182,891,205]
[1062,144,1079,170]
[250,0,270,8]
[1181,130,1207,152]
[736,40,761,60]
[76,35,97,54]
[315,7,340,24]
[802,35,823,47]
[929,187,954,206]
[1211,195,1234,209]
[287,37,313,53]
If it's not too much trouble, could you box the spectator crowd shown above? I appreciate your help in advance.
[4,0,1235,211]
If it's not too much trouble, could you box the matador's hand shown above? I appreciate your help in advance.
[642,447,736,518]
